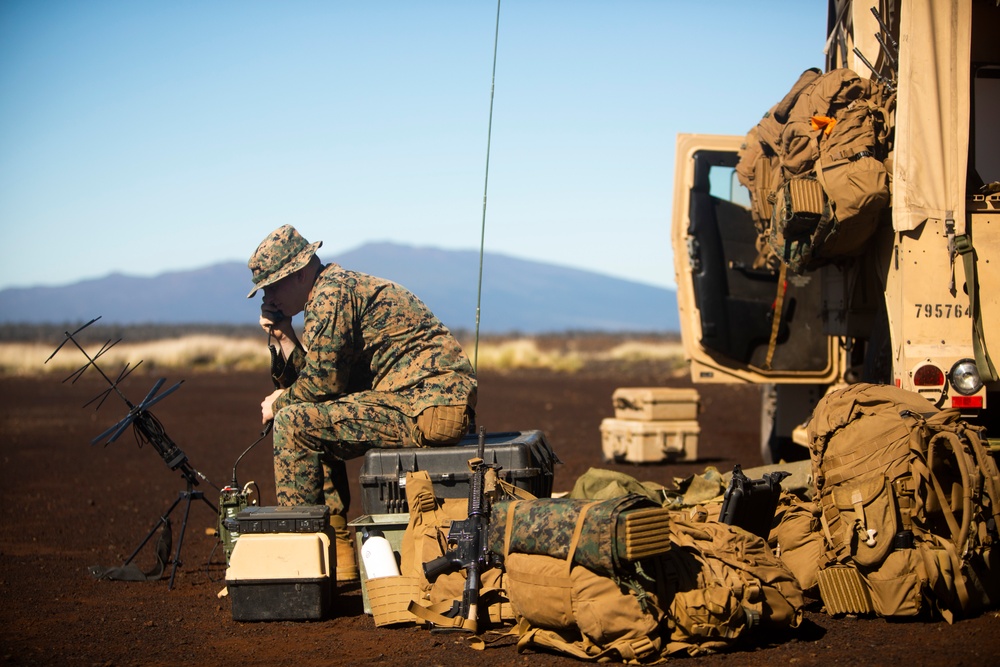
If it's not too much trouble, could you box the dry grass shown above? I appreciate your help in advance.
[4,336,266,376]
[4,334,685,377]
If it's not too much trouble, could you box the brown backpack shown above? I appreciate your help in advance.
[807,383,1000,622]
[737,68,894,274]
[661,518,804,655]
[504,552,667,663]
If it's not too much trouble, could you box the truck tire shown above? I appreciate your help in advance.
[760,384,800,464]
[863,299,892,385]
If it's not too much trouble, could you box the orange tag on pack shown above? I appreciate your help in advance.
[811,115,837,135]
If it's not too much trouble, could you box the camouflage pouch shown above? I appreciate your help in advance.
[414,404,469,446]
[488,494,669,578]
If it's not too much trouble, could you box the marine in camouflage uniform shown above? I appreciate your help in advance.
[247,224,477,521]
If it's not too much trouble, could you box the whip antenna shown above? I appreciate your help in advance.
[473,0,501,373]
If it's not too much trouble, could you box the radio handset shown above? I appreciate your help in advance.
[263,311,287,436]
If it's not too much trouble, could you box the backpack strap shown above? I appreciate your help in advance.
[502,499,521,559]
[916,533,972,624]
[764,263,788,370]
[954,234,999,382]
[407,584,507,632]
[926,430,973,548]
[515,624,662,664]
[964,423,1000,531]
[496,478,536,500]
[563,501,598,576]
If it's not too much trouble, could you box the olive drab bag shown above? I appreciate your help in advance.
[736,68,894,274]
[807,383,1000,622]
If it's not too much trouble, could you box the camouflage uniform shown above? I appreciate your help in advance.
[268,262,477,515]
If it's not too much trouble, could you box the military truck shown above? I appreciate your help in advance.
[671,0,999,463]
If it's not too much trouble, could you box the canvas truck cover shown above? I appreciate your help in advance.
[892,0,972,234]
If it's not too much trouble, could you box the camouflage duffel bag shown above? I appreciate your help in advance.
[488,494,672,579]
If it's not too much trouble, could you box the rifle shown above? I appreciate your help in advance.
[718,464,791,540]
[422,426,500,633]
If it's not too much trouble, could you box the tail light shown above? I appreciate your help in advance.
[913,364,945,387]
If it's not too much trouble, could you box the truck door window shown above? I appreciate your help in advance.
[708,165,751,209]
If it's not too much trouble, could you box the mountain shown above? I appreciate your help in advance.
[0,243,677,334]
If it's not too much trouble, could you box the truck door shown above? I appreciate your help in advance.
[671,133,843,385]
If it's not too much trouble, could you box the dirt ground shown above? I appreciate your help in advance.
[2,362,999,666]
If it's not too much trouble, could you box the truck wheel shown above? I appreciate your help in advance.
[761,430,798,465]
[760,384,798,464]
[863,300,892,384]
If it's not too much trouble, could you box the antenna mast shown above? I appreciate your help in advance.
[473,0,502,373]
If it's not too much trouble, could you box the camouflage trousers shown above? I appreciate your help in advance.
[272,391,417,517]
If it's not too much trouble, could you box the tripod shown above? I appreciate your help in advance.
[109,406,219,590]
[122,479,219,590]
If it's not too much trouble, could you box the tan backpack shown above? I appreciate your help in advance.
[661,518,804,655]
[504,552,667,663]
[397,471,516,630]
[736,68,894,275]
[807,383,1000,622]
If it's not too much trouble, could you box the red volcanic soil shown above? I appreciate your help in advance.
[2,363,998,666]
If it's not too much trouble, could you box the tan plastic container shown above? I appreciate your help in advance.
[225,532,333,621]
[612,387,700,421]
[600,417,700,463]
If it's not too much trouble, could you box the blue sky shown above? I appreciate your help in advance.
[0,1,827,293]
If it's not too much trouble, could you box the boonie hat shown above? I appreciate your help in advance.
[247,225,323,298]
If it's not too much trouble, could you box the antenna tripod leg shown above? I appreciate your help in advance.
[122,481,219,590]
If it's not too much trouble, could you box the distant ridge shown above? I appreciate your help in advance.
[0,243,677,334]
